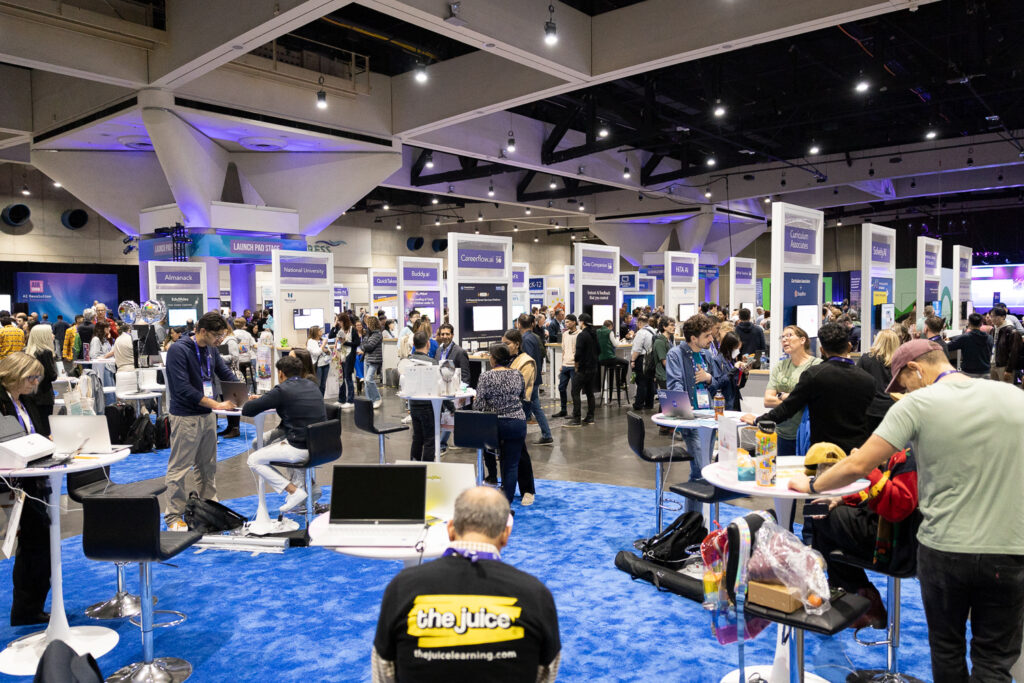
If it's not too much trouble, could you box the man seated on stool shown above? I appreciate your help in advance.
[373,486,561,683]
[243,354,326,513]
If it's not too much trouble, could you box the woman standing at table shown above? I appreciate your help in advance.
[334,313,356,410]
[359,316,384,408]
[501,329,537,505]
[306,325,331,395]
[0,353,52,625]
[762,325,820,456]
[24,325,58,437]
[473,343,527,504]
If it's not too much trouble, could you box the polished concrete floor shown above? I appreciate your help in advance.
[59,382,774,537]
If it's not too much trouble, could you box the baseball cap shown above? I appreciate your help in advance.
[886,339,943,393]
[578,313,592,325]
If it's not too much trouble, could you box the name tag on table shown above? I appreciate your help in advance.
[203,381,214,399]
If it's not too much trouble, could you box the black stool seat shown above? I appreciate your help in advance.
[641,444,690,463]
[68,467,166,503]
[157,533,201,561]
[454,411,499,486]
[267,420,343,534]
[373,422,409,435]
[829,550,916,578]
[669,480,742,504]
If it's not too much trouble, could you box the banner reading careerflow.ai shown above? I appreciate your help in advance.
[458,248,504,269]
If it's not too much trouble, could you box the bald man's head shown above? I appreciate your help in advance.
[452,486,510,541]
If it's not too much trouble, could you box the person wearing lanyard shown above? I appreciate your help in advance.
[372,486,561,683]
[923,314,951,362]
[0,353,53,625]
[741,322,876,456]
[164,312,238,531]
[433,323,470,453]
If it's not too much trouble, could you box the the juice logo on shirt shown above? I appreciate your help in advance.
[407,594,524,647]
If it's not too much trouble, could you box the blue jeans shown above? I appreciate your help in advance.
[522,390,552,439]
[338,354,356,403]
[496,418,527,503]
[557,366,575,411]
[676,428,703,515]
[364,362,381,402]
[316,364,329,394]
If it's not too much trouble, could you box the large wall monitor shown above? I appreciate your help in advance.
[678,303,696,320]
[293,308,325,330]
[741,302,755,312]
[472,305,504,333]
[589,304,615,324]
[168,308,197,327]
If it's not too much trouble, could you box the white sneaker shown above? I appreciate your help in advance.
[280,488,308,513]
[373,400,382,409]
[401,415,412,424]
[341,402,354,411]
[521,493,535,506]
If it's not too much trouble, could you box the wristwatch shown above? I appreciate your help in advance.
[808,476,818,494]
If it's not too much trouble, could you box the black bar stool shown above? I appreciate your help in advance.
[67,467,166,620]
[269,419,342,530]
[353,397,408,464]
[668,480,742,529]
[453,410,500,485]
[600,363,622,406]
[626,412,691,532]
[82,495,202,683]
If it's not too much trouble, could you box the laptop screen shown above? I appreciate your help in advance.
[329,465,426,524]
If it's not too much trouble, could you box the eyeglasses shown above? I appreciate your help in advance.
[25,375,42,383]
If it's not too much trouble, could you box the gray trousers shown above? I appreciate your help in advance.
[165,413,218,524]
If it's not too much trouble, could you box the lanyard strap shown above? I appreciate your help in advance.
[934,369,962,384]
[442,547,501,563]
[826,356,855,365]
[193,340,212,380]
[12,399,35,435]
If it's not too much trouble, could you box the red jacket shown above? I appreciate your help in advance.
[841,448,918,523]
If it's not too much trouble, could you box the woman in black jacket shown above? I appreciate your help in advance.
[25,325,58,437]
[0,352,52,626]
[856,329,900,432]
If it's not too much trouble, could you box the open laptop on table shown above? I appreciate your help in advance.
[320,465,428,548]
[657,390,717,420]
[219,381,250,408]
[50,415,120,455]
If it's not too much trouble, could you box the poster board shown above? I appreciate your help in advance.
[574,243,620,331]
[447,233,512,348]
[770,202,824,362]
[860,223,896,351]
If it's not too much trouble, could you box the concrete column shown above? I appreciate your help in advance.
[229,263,256,315]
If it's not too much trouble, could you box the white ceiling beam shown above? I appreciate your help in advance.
[148,0,356,88]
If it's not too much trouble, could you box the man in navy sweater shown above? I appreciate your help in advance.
[164,312,238,530]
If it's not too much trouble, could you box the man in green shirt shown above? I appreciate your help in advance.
[789,340,1024,682]
[596,319,628,391]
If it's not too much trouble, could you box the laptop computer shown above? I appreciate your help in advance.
[321,465,427,547]
[220,381,250,407]
[50,415,119,455]
[658,389,697,420]
[395,461,476,521]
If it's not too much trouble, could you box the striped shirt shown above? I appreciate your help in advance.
[0,325,25,359]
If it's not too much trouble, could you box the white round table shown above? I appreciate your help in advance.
[0,449,130,676]
[651,410,745,482]
[397,389,476,459]
[307,513,450,567]
[701,456,868,683]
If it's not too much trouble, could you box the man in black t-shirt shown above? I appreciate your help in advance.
[372,487,560,683]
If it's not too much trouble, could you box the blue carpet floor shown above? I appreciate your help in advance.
[0,480,935,682]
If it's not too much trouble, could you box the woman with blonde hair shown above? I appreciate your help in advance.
[24,325,58,435]
[857,328,901,431]
[763,325,820,455]
[0,352,52,625]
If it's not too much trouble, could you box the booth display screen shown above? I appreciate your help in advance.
[472,306,504,332]
[875,303,895,332]
[510,303,527,322]
[796,305,819,338]
[678,303,696,320]
[168,308,197,327]
[0,295,9,312]
[931,300,941,318]
[587,304,614,324]
[293,308,325,330]
[629,297,648,312]
[415,306,439,325]
[458,283,508,346]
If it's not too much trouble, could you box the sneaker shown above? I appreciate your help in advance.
[563,419,582,428]
[401,415,412,424]
[583,417,595,425]
[551,410,567,418]
[526,419,538,425]
[219,429,240,439]
[341,402,354,411]
[521,493,535,506]
[372,400,382,409]
[533,436,554,446]
[280,488,308,513]
[484,475,498,486]
[168,520,188,532]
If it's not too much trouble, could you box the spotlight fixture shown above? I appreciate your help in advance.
[547,200,554,208]
[513,225,519,232]
[477,211,484,221]
[373,216,383,223]
[525,207,532,215]
[966,156,974,166]
[549,176,557,189]
[534,236,540,243]
[764,196,771,203]
[475,228,480,234]
[122,236,134,244]
[837,219,843,226]
[704,188,712,198]
[544,4,557,45]
[20,184,30,196]
[638,193,643,201]
[571,234,576,241]
[808,144,820,155]
[122,244,137,255]
[316,76,327,110]
[448,185,455,194]
[52,181,61,188]
[382,202,390,210]
[431,196,439,205]
[622,166,631,179]
[925,129,937,140]
[578,203,585,211]
[395,220,402,230]
[487,182,495,197]
[506,130,516,153]
[910,178,917,189]
[713,100,725,117]
[706,157,716,167]
[597,122,609,138]
[435,217,441,225]
[998,171,1004,182]
[854,80,870,93]
[414,63,428,83]
[425,152,434,169]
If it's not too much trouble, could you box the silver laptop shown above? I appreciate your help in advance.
[219,381,250,407]
[322,465,427,547]
[50,415,118,455]
[658,389,697,420]
[395,461,476,521]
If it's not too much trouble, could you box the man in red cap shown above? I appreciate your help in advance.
[789,339,1024,683]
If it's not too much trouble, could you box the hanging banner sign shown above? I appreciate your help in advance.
[373,275,398,289]
[581,255,614,275]
[785,226,815,255]
[529,277,544,292]
[670,259,693,278]
[924,252,937,270]
[619,273,637,289]
[458,248,505,269]
[402,266,439,283]
[641,265,665,280]
[512,270,525,287]
[698,265,719,280]
[871,241,890,264]
[735,266,753,285]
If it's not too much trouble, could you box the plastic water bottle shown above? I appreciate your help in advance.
[755,421,777,487]
[713,390,725,419]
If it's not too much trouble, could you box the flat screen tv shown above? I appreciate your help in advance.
[472,305,504,332]
[796,304,819,339]
[293,308,325,330]
[167,308,197,327]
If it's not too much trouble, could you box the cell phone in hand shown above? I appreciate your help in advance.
[802,501,831,518]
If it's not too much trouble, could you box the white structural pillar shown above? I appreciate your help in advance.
[860,223,897,352]
[916,236,943,325]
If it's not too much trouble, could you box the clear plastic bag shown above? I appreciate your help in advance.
[748,520,831,615]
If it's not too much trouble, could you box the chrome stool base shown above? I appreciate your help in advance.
[129,609,186,630]
[845,670,925,683]
[106,657,192,683]
[85,591,157,620]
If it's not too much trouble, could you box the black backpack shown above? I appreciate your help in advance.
[104,404,136,445]
[636,511,708,568]
[153,415,171,450]
[127,414,155,454]
[183,492,247,534]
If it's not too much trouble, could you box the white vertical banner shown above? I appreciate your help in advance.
[148,261,208,327]
[729,257,757,314]
[916,236,943,326]
[510,262,530,321]
[563,265,576,313]
[397,256,444,329]
[664,251,700,323]
[573,243,621,330]
[368,268,398,320]
[951,245,973,331]
[447,233,513,349]
[769,202,824,363]
[271,249,334,350]
[860,223,897,351]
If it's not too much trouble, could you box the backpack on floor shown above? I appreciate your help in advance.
[153,415,171,450]
[127,414,155,453]
[184,492,246,534]
[635,511,708,568]
[104,403,136,445]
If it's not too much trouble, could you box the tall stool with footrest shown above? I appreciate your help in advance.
[353,397,408,464]
[600,364,623,406]
[267,419,342,534]
[453,411,499,485]
[81,495,202,683]
[67,467,166,619]
[668,480,742,529]
[626,412,691,533]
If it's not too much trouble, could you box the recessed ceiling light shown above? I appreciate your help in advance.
[414,64,428,83]
[764,196,771,203]
[435,217,441,225]
[52,181,61,188]
[597,124,609,138]
[20,184,30,196]
[525,207,532,215]
[478,211,484,221]
[431,196,438,204]
[395,221,402,230]
[549,177,557,189]
[533,236,539,243]
[382,203,389,210]
[713,100,726,117]
[809,145,820,155]
[578,203,585,210]
[925,130,937,140]
[706,157,716,167]
[623,166,631,179]
[704,188,712,198]
[855,80,869,93]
